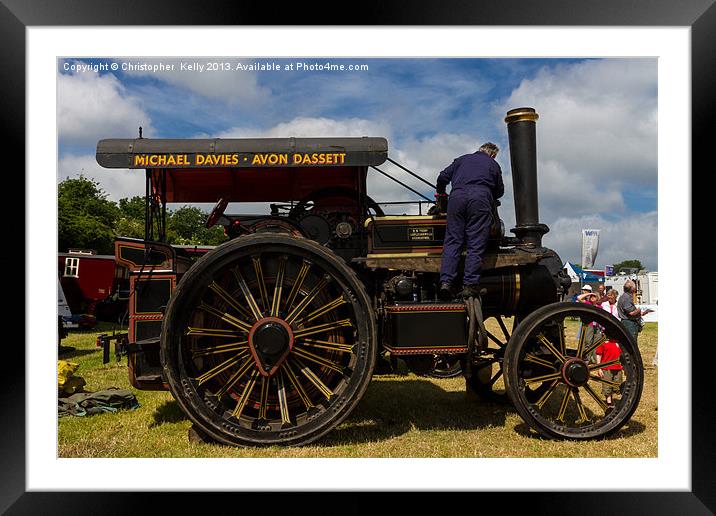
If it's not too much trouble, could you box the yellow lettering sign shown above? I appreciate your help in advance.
[131,152,347,168]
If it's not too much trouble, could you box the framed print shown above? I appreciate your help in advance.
[4,0,710,513]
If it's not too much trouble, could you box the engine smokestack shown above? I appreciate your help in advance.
[504,107,549,247]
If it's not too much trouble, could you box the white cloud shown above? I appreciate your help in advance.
[58,153,144,201]
[544,211,658,271]
[121,58,270,104]
[214,116,391,139]
[58,68,151,145]
[497,58,657,216]
[218,120,492,214]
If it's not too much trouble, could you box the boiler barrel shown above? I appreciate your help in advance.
[478,263,560,316]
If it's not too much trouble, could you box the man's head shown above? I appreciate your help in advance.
[479,142,499,158]
[623,280,636,293]
[581,284,592,294]
[598,284,606,294]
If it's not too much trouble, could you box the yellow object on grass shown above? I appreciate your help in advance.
[58,360,86,395]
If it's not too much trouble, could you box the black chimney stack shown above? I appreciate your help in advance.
[505,107,549,247]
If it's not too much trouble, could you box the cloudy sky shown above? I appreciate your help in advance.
[57,57,657,270]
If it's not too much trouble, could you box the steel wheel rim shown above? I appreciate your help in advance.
[164,236,374,445]
[511,307,642,438]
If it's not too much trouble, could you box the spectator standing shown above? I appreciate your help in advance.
[617,279,649,345]
[596,284,609,305]
[601,289,620,320]
[595,339,623,409]
[574,284,592,302]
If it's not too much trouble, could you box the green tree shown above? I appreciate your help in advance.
[612,259,644,273]
[116,196,146,239]
[58,176,120,254]
[118,196,146,220]
[166,206,226,246]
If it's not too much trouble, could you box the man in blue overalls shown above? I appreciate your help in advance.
[436,142,504,300]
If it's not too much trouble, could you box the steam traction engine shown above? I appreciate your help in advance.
[96,108,644,446]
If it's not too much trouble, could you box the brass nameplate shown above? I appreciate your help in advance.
[408,227,434,241]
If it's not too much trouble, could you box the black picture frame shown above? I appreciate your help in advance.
[3,1,708,513]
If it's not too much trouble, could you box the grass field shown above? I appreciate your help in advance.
[58,320,658,458]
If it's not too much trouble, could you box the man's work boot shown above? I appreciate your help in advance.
[461,284,483,299]
[438,282,453,301]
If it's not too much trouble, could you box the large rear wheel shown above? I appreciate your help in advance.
[161,234,376,446]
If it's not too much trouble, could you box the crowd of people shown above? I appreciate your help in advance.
[573,280,654,408]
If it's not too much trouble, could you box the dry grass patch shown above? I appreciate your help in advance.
[58,321,657,458]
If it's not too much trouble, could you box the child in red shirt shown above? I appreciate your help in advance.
[595,339,623,408]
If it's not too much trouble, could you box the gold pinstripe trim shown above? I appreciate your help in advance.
[514,269,521,310]
[385,346,468,355]
[366,252,443,259]
[385,307,466,313]
[130,314,164,320]
[365,215,445,227]
[369,247,444,253]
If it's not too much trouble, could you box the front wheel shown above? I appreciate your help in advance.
[504,302,643,440]
[161,234,376,447]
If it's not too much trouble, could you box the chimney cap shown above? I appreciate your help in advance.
[505,107,539,124]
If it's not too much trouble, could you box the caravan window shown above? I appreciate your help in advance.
[64,257,79,277]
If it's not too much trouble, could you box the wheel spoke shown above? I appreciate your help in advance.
[215,355,255,399]
[575,324,587,358]
[285,277,330,325]
[524,371,562,385]
[284,259,311,312]
[581,335,608,361]
[537,333,566,363]
[589,374,622,388]
[276,370,291,426]
[572,388,589,424]
[292,345,345,374]
[207,281,251,320]
[186,327,244,339]
[192,340,248,358]
[232,267,263,321]
[485,330,507,348]
[524,353,557,370]
[487,369,503,387]
[194,350,249,385]
[557,321,566,356]
[293,319,353,339]
[231,369,260,418]
[257,376,270,420]
[556,385,570,422]
[582,383,609,412]
[292,357,334,399]
[198,302,252,333]
[293,296,347,327]
[496,316,511,342]
[270,256,287,317]
[299,338,354,353]
[281,362,314,410]
[589,359,622,371]
[534,379,560,409]
[252,256,270,311]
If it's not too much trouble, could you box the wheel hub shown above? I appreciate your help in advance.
[561,358,589,387]
[248,317,294,376]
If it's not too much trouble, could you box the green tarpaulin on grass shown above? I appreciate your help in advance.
[58,388,140,418]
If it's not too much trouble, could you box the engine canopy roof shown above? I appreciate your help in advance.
[95,137,388,203]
